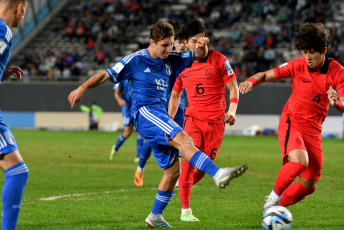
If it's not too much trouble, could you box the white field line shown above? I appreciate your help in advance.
[39,188,155,201]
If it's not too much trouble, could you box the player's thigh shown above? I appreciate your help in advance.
[183,116,204,151]
[0,150,23,172]
[278,120,306,162]
[300,134,323,181]
[203,122,225,161]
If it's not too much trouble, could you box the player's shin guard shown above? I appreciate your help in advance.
[279,181,316,207]
[114,134,126,151]
[151,190,174,215]
[138,142,152,169]
[189,151,220,177]
[192,171,205,185]
[2,162,29,230]
[179,160,195,209]
[273,162,306,196]
[136,135,143,158]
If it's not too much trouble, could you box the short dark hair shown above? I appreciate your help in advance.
[175,32,183,42]
[150,21,175,43]
[294,22,330,53]
[180,19,207,41]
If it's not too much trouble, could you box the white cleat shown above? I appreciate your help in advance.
[263,195,281,212]
[214,164,248,188]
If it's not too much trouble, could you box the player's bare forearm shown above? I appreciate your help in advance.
[68,71,110,109]
[225,81,238,125]
[194,37,209,61]
[168,90,182,119]
[327,87,344,112]
[239,69,277,94]
[114,90,126,106]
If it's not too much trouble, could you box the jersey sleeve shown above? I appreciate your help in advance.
[273,60,295,80]
[335,69,344,98]
[180,50,195,69]
[218,53,236,83]
[0,23,10,55]
[173,74,184,92]
[106,58,134,84]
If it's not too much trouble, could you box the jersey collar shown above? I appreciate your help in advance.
[308,56,331,74]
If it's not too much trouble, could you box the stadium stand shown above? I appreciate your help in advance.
[9,0,344,82]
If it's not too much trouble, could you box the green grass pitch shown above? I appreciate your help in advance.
[1,130,343,229]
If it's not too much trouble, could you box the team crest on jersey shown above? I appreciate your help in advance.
[165,64,172,75]
[224,60,233,75]
[205,68,212,79]
[168,119,179,127]
[4,132,14,145]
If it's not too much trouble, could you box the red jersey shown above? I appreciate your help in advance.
[273,57,344,134]
[173,49,236,123]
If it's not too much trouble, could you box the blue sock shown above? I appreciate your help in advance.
[115,134,126,151]
[2,162,29,230]
[139,142,152,169]
[136,135,143,158]
[151,190,174,215]
[189,151,220,177]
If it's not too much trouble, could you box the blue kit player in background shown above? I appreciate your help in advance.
[109,80,143,162]
[68,21,240,228]
[0,0,29,229]
[133,32,186,187]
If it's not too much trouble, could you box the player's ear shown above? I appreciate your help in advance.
[322,47,328,55]
[149,39,156,47]
[14,2,23,14]
[183,39,188,48]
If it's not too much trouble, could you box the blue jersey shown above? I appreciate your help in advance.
[0,19,12,84]
[106,48,195,115]
[114,79,132,108]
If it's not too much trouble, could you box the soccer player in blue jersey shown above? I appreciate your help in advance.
[0,1,29,229]
[133,32,186,187]
[109,80,143,162]
[69,21,241,228]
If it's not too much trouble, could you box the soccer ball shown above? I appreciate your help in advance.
[262,206,293,230]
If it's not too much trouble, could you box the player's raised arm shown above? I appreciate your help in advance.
[238,69,277,94]
[194,37,209,61]
[68,70,110,109]
[225,80,239,125]
[168,90,182,119]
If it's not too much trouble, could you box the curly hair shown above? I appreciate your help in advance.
[180,19,207,42]
[150,21,175,43]
[294,22,330,53]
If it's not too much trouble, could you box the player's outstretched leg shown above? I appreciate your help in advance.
[109,144,117,161]
[109,134,127,161]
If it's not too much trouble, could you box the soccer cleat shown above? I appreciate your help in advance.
[180,210,199,222]
[145,213,174,228]
[134,171,143,187]
[109,145,117,161]
[263,195,281,212]
[134,157,140,163]
[214,163,248,188]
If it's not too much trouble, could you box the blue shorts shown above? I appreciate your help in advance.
[122,105,134,127]
[0,120,18,154]
[174,109,184,127]
[136,104,183,169]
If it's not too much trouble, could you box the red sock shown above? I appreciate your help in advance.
[273,162,306,195]
[279,181,316,207]
[192,171,205,185]
[179,160,195,209]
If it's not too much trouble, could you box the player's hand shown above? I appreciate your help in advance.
[224,111,236,125]
[118,99,126,107]
[327,86,338,106]
[196,37,209,48]
[238,81,253,94]
[68,86,86,109]
[2,66,24,81]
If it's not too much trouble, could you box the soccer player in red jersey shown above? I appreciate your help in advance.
[239,22,344,212]
[169,20,248,222]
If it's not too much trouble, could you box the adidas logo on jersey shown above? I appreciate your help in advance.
[144,68,151,72]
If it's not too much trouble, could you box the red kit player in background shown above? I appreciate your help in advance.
[239,22,344,212]
[169,20,248,222]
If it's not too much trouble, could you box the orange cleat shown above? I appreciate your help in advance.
[134,171,143,187]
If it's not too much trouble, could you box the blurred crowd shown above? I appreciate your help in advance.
[16,0,343,82]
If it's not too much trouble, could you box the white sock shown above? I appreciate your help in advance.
[269,190,281,199]
[182,208,191,214]
[136,166,143,173]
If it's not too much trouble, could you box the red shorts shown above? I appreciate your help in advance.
[278,116,323,180]
[183,116,225,161]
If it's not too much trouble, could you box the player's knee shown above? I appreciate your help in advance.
[300,178,318,191]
